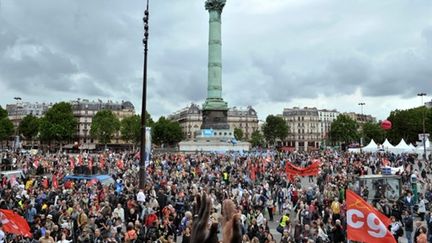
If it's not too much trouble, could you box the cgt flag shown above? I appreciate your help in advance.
[346,190,396,243]
[0,209,32,237]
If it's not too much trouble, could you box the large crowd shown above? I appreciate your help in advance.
[0,148,431,243]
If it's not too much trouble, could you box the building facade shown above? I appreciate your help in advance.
[281,107,321,151]
[343,112,376,124]
[169,104,259,140]
[70,99,135,145]
[6,102,53,128]
[318,109,339,141]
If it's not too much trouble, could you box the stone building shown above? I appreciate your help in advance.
[343,112,376,124]
[281,107,321,151]
[6,101,52,129]
[318,109,339,141]
[70,99,135,146]
[168,104,203,140]
[169,103,259,140]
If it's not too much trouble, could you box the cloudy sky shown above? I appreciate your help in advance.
[1,0,432,121]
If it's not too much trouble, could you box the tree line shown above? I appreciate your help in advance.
[0,102,184,149]
[1,102,430,149]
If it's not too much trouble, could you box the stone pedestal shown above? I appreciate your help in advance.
[179,137,250,152]
[201,109,229,130]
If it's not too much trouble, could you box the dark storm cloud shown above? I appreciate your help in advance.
[1,0,432,119]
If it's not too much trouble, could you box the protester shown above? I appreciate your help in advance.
[0,148,429,243]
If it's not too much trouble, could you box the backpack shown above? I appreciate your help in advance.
[396,225,404,237]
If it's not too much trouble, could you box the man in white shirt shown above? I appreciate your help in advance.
[113,204,125,223]
[137,189,146,203]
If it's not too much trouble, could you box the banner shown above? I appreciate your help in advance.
[346,190,396,243]
[145,127,152,167]
[285,161,320,179]
[0,209,32,237]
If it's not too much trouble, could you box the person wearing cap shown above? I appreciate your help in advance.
[45,214,55,231]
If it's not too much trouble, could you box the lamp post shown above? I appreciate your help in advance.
[139,0,150,189]
[417,93,427,161]
[358,102,365,147]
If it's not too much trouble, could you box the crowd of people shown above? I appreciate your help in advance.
[0,148,431,243]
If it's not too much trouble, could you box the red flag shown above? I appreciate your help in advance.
[32,159,39,169]
[78,155,83,166]
[250,165,257,181]
[117,159,124,170]
[0,209,32,237]
[42,178,49,189]
[88,156,93,171]
[346,190,396,243]
[69,156,75,170]
[99,155,105,169]
[52,174,58,189]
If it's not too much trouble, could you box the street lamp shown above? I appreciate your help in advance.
[358,102,365,147]
[139,0,150,189]
[417,93,427,161]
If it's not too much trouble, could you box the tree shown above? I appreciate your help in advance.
[329,114,359,144]
[144,111,155,127]
[90,110,120,146]
[234,127,244,141]
[0,106,14,146]
[121,115,141,147]
[18,114,40,143]
[39,102,77,146]
[152,117,184,146]
[361,122,385,144]
[262,115,289,146]
[250,130,265,147]
[386,107,432,144]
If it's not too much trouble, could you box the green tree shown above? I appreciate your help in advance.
[0,106,14,146]
[90,110,120,146]
[0,105,7,119]
[250,130,265,147]
[329,114,359,144]
[262,115,289,146]
[121,115,141,146]
[386,107,432,144]
[234,127,244,141]
[361,122,386,144]
[144,111,155,127]
[39,102,77,146]
[18,114,40,143]
[152,117,184,146]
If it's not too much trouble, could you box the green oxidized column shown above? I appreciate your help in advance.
[203,0,228,110]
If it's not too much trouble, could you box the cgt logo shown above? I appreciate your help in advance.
[347,209,387,238]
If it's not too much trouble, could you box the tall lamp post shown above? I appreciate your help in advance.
[358,102,365,147]
[139,0,150,189]
[417,93,427,161]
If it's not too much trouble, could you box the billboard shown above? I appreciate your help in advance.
[145,127,152,166]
